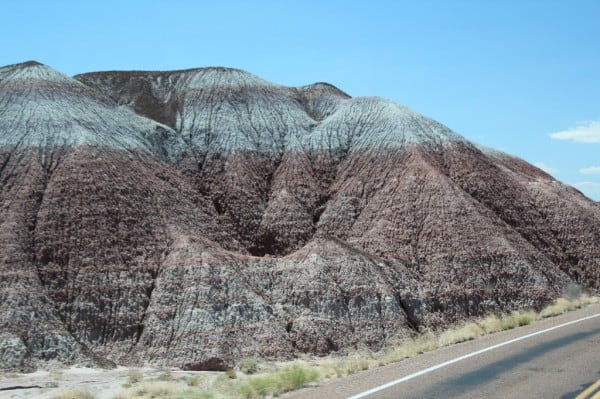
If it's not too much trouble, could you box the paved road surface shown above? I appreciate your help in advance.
[285,304,600,399]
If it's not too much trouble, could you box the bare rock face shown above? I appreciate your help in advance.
[0,61,598,371]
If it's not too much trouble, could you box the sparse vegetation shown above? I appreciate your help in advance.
[225,369,237,379]
[379,331,437,365]
[172,389,214,399]
[540,297,581,318]
[238,357,259,374]
[438,322,483,346]
[51,388,96,399]
[236,364,320,398]
[36,295,600,399]
[127,368,144,384]
[186,375,202,387]
[156,371,176,381]
[479,314,503,334]
[500,314,518,330]
[515,310,536,326]
[133,381,177,397]
[345,358,371,374]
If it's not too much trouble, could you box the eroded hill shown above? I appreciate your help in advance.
[0,61,598,371]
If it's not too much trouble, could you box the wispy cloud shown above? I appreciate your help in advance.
[550,121,600,143]
[533,162,558,174]
[579,166,600,175]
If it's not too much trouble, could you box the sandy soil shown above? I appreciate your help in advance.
[0,367,219,399]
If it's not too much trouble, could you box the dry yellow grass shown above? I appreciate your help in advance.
[438,322,483,346]
[379,331,437,365]
[537,296,600,318]
[478,314,503,334]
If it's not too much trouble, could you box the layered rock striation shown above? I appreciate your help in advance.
[0,61,597,371]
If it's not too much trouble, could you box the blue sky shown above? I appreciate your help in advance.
[2,0,599,199]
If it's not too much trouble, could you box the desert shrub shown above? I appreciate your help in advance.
[156,371,176,381]
[127,368,144,384]
[225,369,237,379]
[134,381,177,397]
[239,357,259,374]
[186,375,202,387]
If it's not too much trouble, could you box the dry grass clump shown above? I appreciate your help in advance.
[478,314,503,334]
[225,369,237,379]
[438,322,483,347]
[380,331,437,365]
[185,375,202,387]
[322,356,372,377]
[412,331,438,354]
[155,371,177,381]
[540,297,580,318]
[345,358,371,375]
[51,388,96,399]
[114,381,178,399]
[539,293,599,319]
[236,364,319,399]
[127,368,144,384]
[514,310,537,326]
[500,313,520,330]
[238,357,259,375]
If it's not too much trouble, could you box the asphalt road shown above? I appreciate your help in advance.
[285,303,600,399]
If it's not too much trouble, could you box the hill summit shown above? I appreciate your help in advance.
[0,61,598,371]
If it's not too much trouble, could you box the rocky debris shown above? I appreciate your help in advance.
[0,61,598,371]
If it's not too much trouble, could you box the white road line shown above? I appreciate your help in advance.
[347,312,600,399]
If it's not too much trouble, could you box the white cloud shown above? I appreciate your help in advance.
[533,162,558,174]
[550,121,600,143]
[579,166,600,175]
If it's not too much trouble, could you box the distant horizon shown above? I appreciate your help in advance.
[2,0,599,200]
